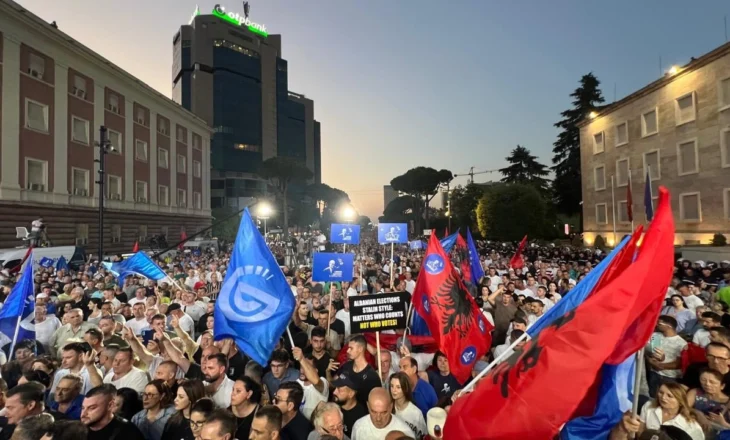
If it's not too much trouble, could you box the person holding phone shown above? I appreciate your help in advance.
[646,315,688,398]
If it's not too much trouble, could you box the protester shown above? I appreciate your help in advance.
[131,380,176,440]
[350,388,411,440]
[249,405,283,440]
[273,381,312,440]
[80,385,145,440]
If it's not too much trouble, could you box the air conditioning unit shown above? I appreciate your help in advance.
[75,238,88,246]
[73,188,88,196]
[111,236,121,243]
[111,193,122,200]
[137,197,147,203]
[72,87,86,99]
[29,183,45,191]
[28,68,41,78]
[108,104,118,113]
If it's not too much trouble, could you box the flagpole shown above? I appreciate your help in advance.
[611,175,617,246]
[9,315,22,359]
[376,331,383,381]
[390,243,395,288]
[629,169,634,232]
[629,347,645,439]
[462,331,531,393]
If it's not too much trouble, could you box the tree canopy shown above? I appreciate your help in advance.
[499,145,550,194]
[476,183,549,240]
[390,167,453,230]
[257,157,313,239]
[448,183,485,233]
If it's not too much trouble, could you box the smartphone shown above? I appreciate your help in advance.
[142,329,155,345]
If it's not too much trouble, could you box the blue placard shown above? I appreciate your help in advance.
[312,252,354,282]
[39,257,54,268]
[330,224,361,244]
[378,223,408,244]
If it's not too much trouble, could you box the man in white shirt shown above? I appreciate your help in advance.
[351,388,411,440]
[126,303,150,335]
[646,315,688,397]
[692,311,722,348]
[336,296,352,337]
[127,287,148,307]
[678,283,704,315]
[203,352,234,408]
[403,272,416,294]
[34,302,61,353]
[94,347,149,393]
[166,303,195,339]
[50,342,102,394]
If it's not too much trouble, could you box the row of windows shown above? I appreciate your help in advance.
[593,130,730,191]
[75,224,184,246]
[592,77,730,154]
[594,190,730,224]
[213,39,260,58]
[24,158,202,208]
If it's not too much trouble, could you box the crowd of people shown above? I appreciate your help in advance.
[0,234,728,440]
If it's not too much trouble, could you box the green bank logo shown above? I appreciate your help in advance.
[212,4,268,37]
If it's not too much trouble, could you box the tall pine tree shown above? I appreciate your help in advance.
[551,73,605,215]
[499,145,550,193]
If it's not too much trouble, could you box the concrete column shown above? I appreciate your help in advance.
[187,129,193,210]
[53,63,69,199]
[149,112,158,205]
[124,99,134,203]
[0,34,21,199]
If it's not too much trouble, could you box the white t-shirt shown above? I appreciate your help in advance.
[404,280,416,294]
[693,329,711,348]
[395,401,427,440]
[297,378,329,420]
[51,366,100,394]
[126,318,150,335]
[647,334,687,378]
[336,309,351,337]
[205,376,234,409]
[682,294,704,315]
[103,367,149,393]
[493,343,514,360]
[128,297,146,307]
[36,316,62,350]
[351,414,413,440]
[177,313,196,339]
[640,401,704,440]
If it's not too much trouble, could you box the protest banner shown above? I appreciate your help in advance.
[350,292,409,333]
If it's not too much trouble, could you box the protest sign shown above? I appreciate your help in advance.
[312,252,354,282]
[330,224,361,244]
[350,292,409,333]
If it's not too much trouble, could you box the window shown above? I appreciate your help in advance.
[135,140,148,162]
[193,136,201,150]
[71,168,89,196]
[138,225,147,242]
[593,131,604,154]
[721,128,730,168]
[641,108,658,137]
[677,139,699,176]
[71,116,89,145]
[177,126,186,143]
[158,185,169,206]
[720,77,730,111]
[75,224,89,246]
[108,94,120,114]
[135,181,148,203]
[158,119,168,135]
[643,150,661,181]
[25,99,49,132]
[194,192,202,209]
[73,75,87,100]
[675,92,696,125]
[108,175,122,200]
[193,160,202,178]
[178,188,187,207]
[28,53,45,78]
[26,159,47,191]
[234,143,261,152]
[177,154,187,174]
[108,129,122,153]
[617,200,631,223]
[725,188,730,220]
[594,165,606,191]
[615,122,628,147]
[679,192,701,222]
[595,204,608,225]
[111,225,121,243]
[158,148,169,169]
[616,158,630,187]
[136,107,146,126]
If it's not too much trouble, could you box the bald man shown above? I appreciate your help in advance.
[350,388,412,440]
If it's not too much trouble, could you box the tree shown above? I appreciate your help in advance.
[305,183,350,231]
[381,195,422,224]
[357,216,372,229]
[448,183,485,233]
[211,207,241,242]
[390,167,453,231]
[476,183,549,240]
[499,145,550,194]
[551,73,605,215]
[257,157,313,240]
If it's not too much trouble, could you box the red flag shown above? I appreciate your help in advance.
[179,231,188,250]
[335,333,439,369]
[444,187,675,440]
[509,235,528,269]
[626,177,634,222]
[455,234,472,283]
[9,246,34,274]
[132,241,139,253]
[413,234,492,383]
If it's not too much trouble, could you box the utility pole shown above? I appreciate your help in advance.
[468,166,474,184]
[95,126,113,260]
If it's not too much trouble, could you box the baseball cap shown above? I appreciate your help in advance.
[332,376,358,391]
[166,303,182,315]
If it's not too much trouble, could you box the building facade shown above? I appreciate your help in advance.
[0,0,211,254]
[173,5,321,209]
[580,42,730,246]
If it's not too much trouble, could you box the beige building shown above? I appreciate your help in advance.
[580,42,730,246]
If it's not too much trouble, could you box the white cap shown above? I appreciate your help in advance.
[427,407,447,438]
[695,260,706,268]
[37,293,48,299]
[722,260,730,265]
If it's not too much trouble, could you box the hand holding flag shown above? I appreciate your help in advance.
[510,235,528,269]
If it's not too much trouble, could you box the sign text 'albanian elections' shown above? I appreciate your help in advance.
[350,292,408,333]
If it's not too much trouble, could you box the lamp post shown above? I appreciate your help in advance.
[257,201,273,241]
[94,126,115,260]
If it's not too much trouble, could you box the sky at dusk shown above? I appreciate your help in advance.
[18,0,730,220]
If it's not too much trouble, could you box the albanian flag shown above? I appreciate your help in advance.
[510,235,527,269]
[454,234,472,284]
[444,187,675,440]
[132,241,139,253]
[413,234,492,383]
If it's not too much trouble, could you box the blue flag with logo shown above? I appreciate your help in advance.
[56,256,70,272]
[378,223,408,244]
[214,208,296,366]
[312,252,354,282]
[39,257,54,268]
[102,252,169,286]
[466,228,484,285]
[440,231,459,253]
[330,224,361,245]
[0,252,36,356]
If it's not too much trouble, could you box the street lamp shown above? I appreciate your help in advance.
[256,201,273,239]
[339,203,357,223]
[94,126,116,261]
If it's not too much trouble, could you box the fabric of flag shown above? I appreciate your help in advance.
[454,234,472,284]
[509,235,528,269]
[466,228,484,285]
[179,230,188,250]
[132,241,139,253]
[410,307,432,336]
[9,247,33,274]
[55,256,70,272]
[443,187,674,440]
[626,176,633,222]
[213,208,296,366]
[644,171,654,221]
[0,252,36,356]
[102,252,169,286]
[39,257,54,268]
[413,234,492,383]
[440,231,459,253]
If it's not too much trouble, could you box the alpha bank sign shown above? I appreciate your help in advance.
[212,4,268,37]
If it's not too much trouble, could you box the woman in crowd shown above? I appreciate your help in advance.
[132,379,176,440]
[189,398,215,440]
[113,387,143,421]
[662,295,695,333]
[389,372,427,440]
[425,352,461,401]
[610,382,704,440]
[687,369,730,435]
[162,379,207,440]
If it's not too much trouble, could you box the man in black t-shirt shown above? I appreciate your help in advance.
[335,335,381,406]
[273,382,311,440]
[81,384,144,440]
[307,327,333,378]
[332,377,368,436]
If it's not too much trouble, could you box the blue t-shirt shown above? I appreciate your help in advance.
[412,378,438,419]
[49,394,84,420]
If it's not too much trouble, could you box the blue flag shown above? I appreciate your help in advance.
[39,257,54,268]
[56,256,70,272]
[409,240,427,250]
[644,171,654,221]
[102,252,169,286]
[0,253,36,356]
[561,355,635,440]
[440,231,459,253]
[312,252,354,282]
[466,228,484,285]
[214,208,296,366]
[527,235,630,338]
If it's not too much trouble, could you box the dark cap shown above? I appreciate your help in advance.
[166,303,182,315]
[332,376,358,391]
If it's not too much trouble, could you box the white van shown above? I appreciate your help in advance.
[0,246,86,271]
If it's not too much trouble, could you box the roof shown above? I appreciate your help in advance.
[578,40,730,127]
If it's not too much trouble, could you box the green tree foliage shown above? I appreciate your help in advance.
[551,73,605,215]
[211,207,242,242]
[258,157,313,239]
[305,183,350,230]
[390,167,453,231]
[712,233,728,246]
[380,195,422,224]
[448,183,485,233]
[499,145,550,194]
[476,183,548,240]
